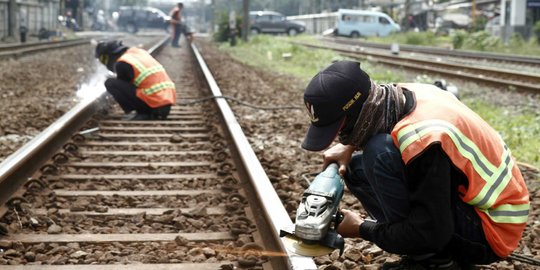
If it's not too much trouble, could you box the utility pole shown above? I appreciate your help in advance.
[8,0,17,39]
[210,0,215,34]
[405,0,411,31]
[472,0,477,28]
[242,0,249,42]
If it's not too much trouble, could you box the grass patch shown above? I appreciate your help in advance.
[217,35,540,169]
[219,35,342,83]
[365,31,540,57]
[369,31,452,47]
[219,35,405,83]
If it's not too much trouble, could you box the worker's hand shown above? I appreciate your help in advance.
[322,143,355,177]
[337,209,364,238]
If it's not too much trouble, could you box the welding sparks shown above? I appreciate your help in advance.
[75,62,109,100]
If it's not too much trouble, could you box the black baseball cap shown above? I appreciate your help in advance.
[302,61,371,151]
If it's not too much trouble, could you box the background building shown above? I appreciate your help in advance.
[0,0,61,42]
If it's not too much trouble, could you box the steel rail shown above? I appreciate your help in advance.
[294,41,540,93]
[0,38,92,59]
[322,36,540,66]
[191,42,317,270]
[0,35,170,208]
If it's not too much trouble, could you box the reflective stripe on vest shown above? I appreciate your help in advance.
[391,83,529,257]
[117,48,176,108]
[118,53,167,87]
[141,81,176,96]
[396,119,529,223]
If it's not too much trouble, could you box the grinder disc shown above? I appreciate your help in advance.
[281,235,334,257]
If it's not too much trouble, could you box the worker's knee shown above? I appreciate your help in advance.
[345,153,367,185]
[361,134,404,180]
[362,134,399,164]
[104,78,117,92]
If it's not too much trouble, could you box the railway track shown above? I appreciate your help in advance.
[0,38,92,60]
[0,36,315,269]
[322,36,540,69]
[294,39,540,93]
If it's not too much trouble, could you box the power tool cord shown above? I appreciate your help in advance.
[177,95,303,111]
[508,252,540,266]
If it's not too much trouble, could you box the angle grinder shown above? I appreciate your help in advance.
[280,163,345,257]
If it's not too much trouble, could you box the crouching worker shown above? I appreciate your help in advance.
[95,40,176,120]
[301,60,529,269]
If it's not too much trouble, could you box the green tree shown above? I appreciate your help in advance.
[534,21,540,43]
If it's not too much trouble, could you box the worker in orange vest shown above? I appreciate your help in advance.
[95,40,176,120]
[169,2,184,47]
[301,61,529,269]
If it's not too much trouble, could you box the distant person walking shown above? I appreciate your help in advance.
[169,2,184,47]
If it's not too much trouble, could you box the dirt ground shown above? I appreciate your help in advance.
[196,39,540,270]
[0,36,538,269]
[0,45,97,159]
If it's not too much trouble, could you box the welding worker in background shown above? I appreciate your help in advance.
[301,60,529,269]
[169,2,184,47]
[95,40,176,120]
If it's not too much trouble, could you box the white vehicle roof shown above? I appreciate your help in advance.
[338,9,390,17]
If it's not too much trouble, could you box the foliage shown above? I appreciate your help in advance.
[451,30,501,51]
[213,11,243,42]
[508,33,525,48]
[461,31,500,51]
[451,30,468,49]
[369,31,445,47]
[534,21,540,42]
[470,15,488,32]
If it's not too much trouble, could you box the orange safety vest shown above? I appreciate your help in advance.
[117,47,176,108]
[391,83,529,258]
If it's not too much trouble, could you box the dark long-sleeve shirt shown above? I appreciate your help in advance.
[114,61,135,83]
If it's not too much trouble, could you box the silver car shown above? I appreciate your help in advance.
[249,11,306,36]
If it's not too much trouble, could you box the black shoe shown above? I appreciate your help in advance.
[381,256,461,270]
[150,106,171,120]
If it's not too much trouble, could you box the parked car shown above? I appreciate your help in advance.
[115,6,170,33]
[249,11,306,36]
[335,9,400,38]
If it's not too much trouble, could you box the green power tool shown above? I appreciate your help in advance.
[280,163,345,257]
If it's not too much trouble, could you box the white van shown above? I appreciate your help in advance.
[335,9,400,38]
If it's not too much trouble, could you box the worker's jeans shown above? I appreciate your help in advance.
[344,133,499,265]
[104,78,171,119]
[105,78,151,114]
[171,23,183,47]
